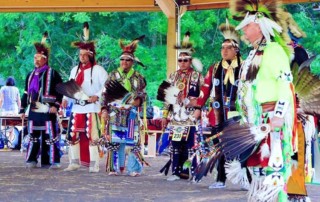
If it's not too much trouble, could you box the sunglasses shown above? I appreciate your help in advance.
[120,58,132,62]
[178,59,190,63]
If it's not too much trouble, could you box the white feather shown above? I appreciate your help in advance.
[74,91,89,100]
[192,58,203,73]
[164,86,180,105]
[33,102,50,113]
[251,125,268,142]
[225,160,250,189]
[260,142,270,160]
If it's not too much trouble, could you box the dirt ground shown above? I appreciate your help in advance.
[0,150,319,202]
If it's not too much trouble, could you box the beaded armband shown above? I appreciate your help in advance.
[273,100,289,118]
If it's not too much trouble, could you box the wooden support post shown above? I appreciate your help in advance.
[166,17,178,77]
[156,0,178,77]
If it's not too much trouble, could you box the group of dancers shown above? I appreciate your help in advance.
[19,1,319,201]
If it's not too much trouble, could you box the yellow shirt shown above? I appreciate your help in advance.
[255,42,293,104]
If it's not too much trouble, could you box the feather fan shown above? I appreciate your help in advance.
[293,55,320,115]
[55,79,89,100]
[157,81,179,105]
[104,80,131,103]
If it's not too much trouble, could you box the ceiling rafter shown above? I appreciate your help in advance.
[0,0,315,13]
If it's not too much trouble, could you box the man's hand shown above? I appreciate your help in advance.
[186,98,198,108]
[193,109,201,120]
[88,95,99,103]
[161,118,168,130]
[61,99,68,108]
[270,116,284,131]
[49,106,58,114]
[20,113,25,120]
[101,110,109,122]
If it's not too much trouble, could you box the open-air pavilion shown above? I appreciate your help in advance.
[0,0,317,75]
[0,1,319,201]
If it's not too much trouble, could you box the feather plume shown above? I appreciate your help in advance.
[119,35,145,55]
[71,22,96,56]
[55,79,89,100]
[230,0,281,21]
[83,22,90,41]
[174,31,194,54]
[191,58,203,73]
[34,31,50,58]
[41,31,48,44]
[219,19,240,44]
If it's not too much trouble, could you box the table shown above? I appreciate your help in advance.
[0,115,27,151]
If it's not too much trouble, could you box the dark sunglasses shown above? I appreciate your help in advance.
[120,58,132,62]
[178,59,190,63]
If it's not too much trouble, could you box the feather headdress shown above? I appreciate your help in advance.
[72,22,96,56]
[219,18,240,46]
[174,31,194,55]
[230,0,283,43]
[175,31,203,72]
[34,31,50,59]
[119,35,145,67]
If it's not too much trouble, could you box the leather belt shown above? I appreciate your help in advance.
[75,100,90,106]
[261,102,276,112]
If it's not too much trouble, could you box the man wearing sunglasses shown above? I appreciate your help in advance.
[101,36,146,177]
[160,32,204,182]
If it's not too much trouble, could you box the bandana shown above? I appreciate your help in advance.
[118,67,135,92]
[222,59,239,85]
[75,62,93,86]
[28,65,49,95]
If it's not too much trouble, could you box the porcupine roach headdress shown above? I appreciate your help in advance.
[119,35,145,67]
[219,18,241,46]
[34,31,50,63]
[174,31,203,73]
[230,0,283,43]
[72,22,96,57]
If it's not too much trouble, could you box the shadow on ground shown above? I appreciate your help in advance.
[0,151,319,202]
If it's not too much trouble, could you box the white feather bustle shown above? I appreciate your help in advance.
[225,160,250,189]
[192,58,203,73]
[248,177,281,202]
[164,86,180,105]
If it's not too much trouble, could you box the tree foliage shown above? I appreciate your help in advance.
[0,3,319,107]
